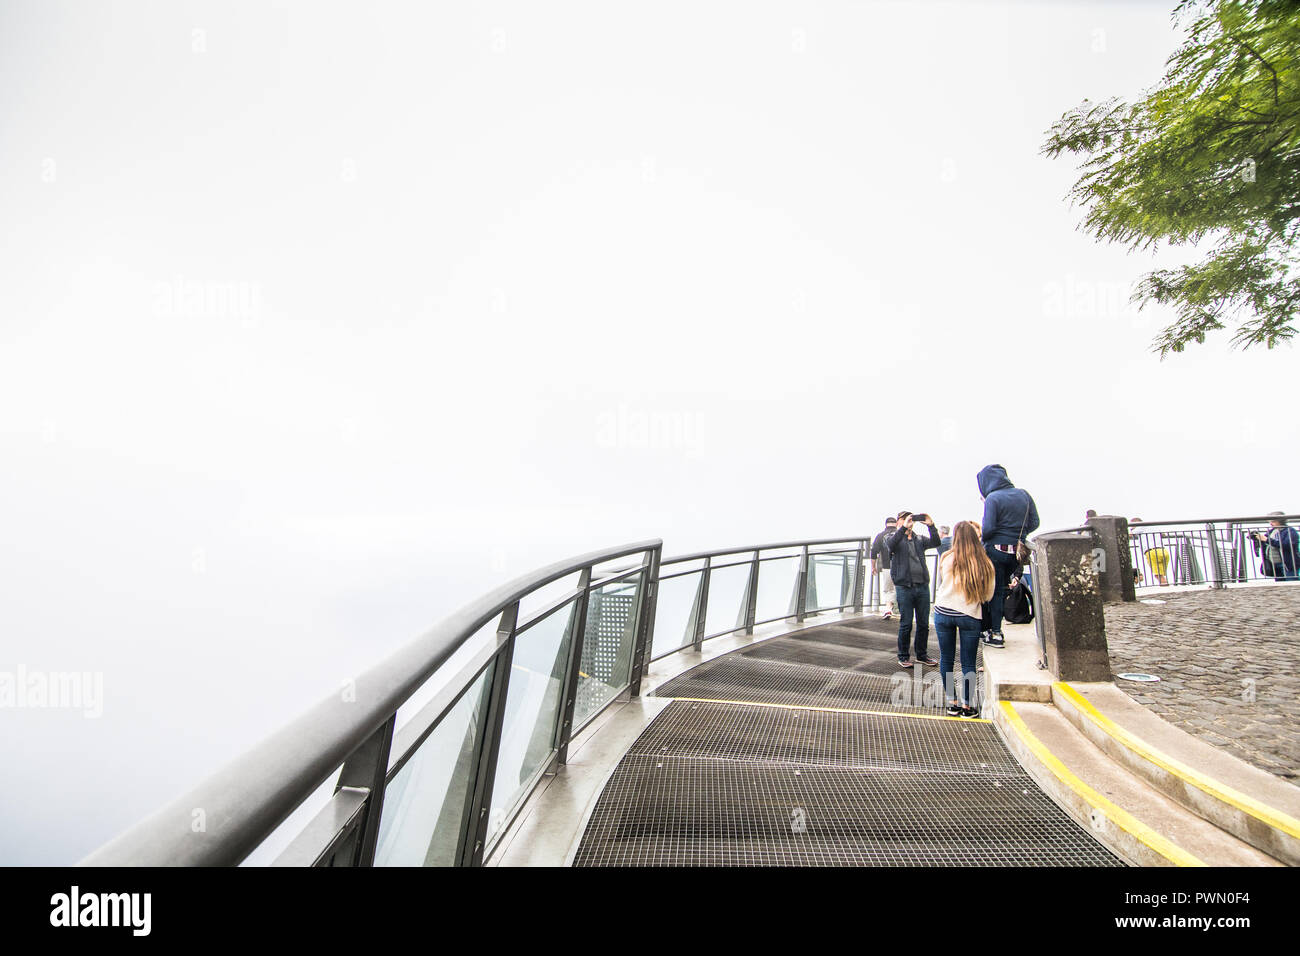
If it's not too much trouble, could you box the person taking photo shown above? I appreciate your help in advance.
[889,511,942,669]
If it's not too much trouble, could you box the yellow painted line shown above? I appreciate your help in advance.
[670,696,991,723]
[1055,682,1300,840]
[998,701,1205,867]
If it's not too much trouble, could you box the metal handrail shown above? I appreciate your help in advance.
[661,536,869,565]
[80,532,885,868]
[1128,515,1299,591]
[80,539,661,867]
[1036,515,1300,593]
[1131,514,1300,528]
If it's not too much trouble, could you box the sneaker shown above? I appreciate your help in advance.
[945,702,962,717]
[982,632,1005,648]
[898,658,913,669]
[959,705,980,719]
[881,610,893,620]
[916,656,939,666]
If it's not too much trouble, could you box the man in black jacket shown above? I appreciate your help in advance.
[889,511,941,668]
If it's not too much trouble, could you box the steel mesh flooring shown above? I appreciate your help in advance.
[652,619,984,715]
[575,700,1122,867]
[574,618,1122,867]
[744,628,986,680]
[628,700,1022,774]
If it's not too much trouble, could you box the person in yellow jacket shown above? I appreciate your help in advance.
[1131,517,1169,586]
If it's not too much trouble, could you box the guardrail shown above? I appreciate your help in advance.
[1129,515,1300,590]
[81,533,880,868]
[649,537,871,661]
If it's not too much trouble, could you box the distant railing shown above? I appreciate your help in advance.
[1129,515,1300,590]
[81,533,880,868]
[650,537,871,660]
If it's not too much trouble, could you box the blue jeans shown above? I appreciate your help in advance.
[896,583,930,661]
[982,546,1021,634]
[934,610,981,706]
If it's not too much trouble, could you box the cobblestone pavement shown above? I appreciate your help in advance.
[1104,586,1300,782]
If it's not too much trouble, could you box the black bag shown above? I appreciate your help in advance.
[1003,578,1034,624]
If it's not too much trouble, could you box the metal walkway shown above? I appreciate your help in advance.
[573,618,1123,866]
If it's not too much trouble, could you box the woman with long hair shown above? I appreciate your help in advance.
[934,521,995,717]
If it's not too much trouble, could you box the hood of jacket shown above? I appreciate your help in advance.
[977,464,1014,498]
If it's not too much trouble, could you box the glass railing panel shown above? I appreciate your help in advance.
[807,554,850,612]
[486,599,576,843]
[703,560,751,638]
[240,768,343,866]
[393,620,496,737]
[651,569,700,659]
[515,572,582,623]
[374,661,494,867]
[754,555,799,624]
[573,572,644,729]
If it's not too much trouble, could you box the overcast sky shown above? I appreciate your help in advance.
[2,0,1295,864]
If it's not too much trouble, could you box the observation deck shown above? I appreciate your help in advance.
[80,522,1300,868]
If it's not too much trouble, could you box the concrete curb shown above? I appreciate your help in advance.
[993,700,1193,867]
[1053,681,1300,867]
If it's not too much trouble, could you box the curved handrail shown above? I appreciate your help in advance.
[80,532,888,867]
[80,539,660,867]
[662,536,872,565]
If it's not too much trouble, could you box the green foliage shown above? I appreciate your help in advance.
[1043,0,1300,355]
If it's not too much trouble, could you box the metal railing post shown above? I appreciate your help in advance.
[794,545,809,623]
[628,545,661,697]
[1226,522,1247,582]
[1206,522,1225,589]
[742,550,760,634]
[692,557,711,651]
[852,541,865,612]
[328,713,395,866]
[460,601,518,867]
[555,568,592,766]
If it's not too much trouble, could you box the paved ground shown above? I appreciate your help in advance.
[1104,586,1300,782]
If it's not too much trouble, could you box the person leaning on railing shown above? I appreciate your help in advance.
[1131,518,1170,587]
[933,521,995,719]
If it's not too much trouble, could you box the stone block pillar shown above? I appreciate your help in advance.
[1085,515,1136,604]
[1031,532,1112,682]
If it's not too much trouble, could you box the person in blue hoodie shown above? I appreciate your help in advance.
[976,464,1039,648]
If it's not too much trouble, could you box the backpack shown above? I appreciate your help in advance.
[1003,577,1034,624]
